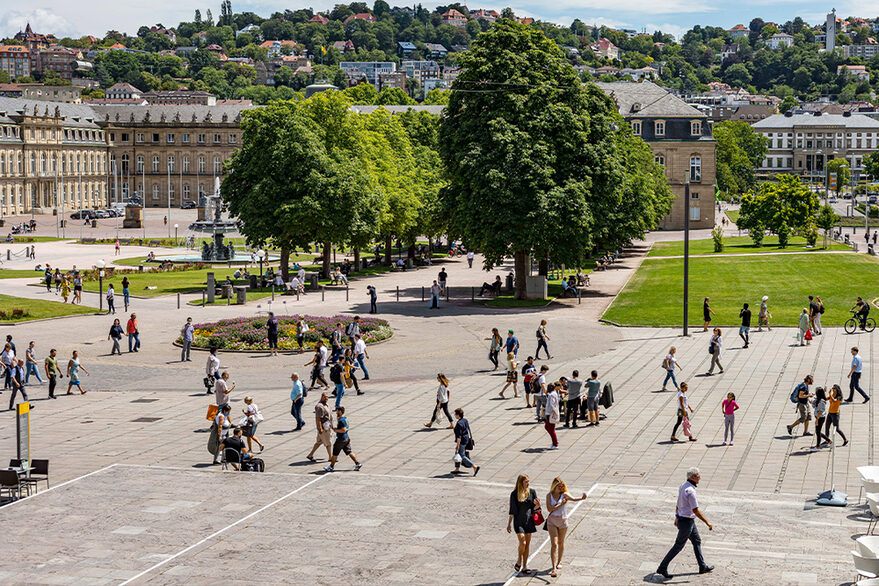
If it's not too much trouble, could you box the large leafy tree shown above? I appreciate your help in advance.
[713,121,768,196]
[439,19,669,298]
[738,174,819,247]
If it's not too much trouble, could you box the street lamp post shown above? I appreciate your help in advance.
[257,249,265,287]
[97,259,106,313]
[683,178,690,337]
[174,223,178,246]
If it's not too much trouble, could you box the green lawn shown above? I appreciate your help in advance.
[82,267,248,297]
[112,253,319,267]
[725,209,739,224]
[603,253,879,327]
[187,290,275,306]
[0,269,45,279]
[0,293,93,322]
[648,236,852,257]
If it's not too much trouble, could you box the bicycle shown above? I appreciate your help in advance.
[845,311,876,334]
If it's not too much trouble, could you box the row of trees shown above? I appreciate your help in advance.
[224,20,673,298]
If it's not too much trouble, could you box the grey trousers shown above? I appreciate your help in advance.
[723,413,735,442]
[181,339,192,361]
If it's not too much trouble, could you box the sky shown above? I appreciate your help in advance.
[0,1,863,42]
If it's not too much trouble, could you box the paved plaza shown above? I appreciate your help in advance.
[0,226,874,584]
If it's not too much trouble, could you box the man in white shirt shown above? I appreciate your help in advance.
[535,365,549,422]
[1,343,15,390]
[214,371,234,407]
[354,334,370,381]
[656,467,713,580]
[847,346,869,403]
[205,348,220,395]
[466,250,475,268]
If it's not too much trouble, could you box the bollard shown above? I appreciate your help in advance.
[321,287,325,302]
[177,293,180,309]
[202,290,206,307]
[421,286,425,301]
[446,286,449,302]
[471,287,475,302]
[6,249,9,260]
[272,285,275,301]
[227,294,230,305]
[346,285,349,301]
[578,294,581,305]
[296,290,300,302]
[396,285,400,301]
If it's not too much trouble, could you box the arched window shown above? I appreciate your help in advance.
[137,156,144,173]
[152,156,159,173]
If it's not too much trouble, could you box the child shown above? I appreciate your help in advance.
[721,392,739,446]
[499,352,519,399]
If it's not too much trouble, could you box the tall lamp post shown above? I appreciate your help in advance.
[683,177,691,337]
[174,223,178,246]
[96,259,106,313]
[257,249,265,286]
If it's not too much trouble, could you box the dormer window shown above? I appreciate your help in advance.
[655,120,665,136]
[632,121,642,135]
[691,121,702,136]
[632,102,642,112]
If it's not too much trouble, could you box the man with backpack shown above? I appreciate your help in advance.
[330,322,344,364]
[345,316,361,351]
[330,361,345,408]
[787,375,814,437]
[808,296,822,335]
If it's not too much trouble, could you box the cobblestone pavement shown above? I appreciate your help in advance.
[0,241,873,584]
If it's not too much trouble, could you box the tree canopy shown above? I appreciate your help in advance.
[714,120,768,196]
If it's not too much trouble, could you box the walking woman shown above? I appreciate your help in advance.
[758,295,772,331]
[661,347,682,391]
[242,396,265,453]
[797,308,810,346]
[507,474,540,575]
[296,316,308,353]
[721,392,738,446]
[706,328,723,375]
[671,382,695,442]
[811,387,830,451]
[535,320,552,359]
[824,384,848,447]
[702,297,715,332]
[121,276,130,312]
[425,373,453,428]
[545,477,588,578]
[72,272,83,305]
[108,318,124,355]
[452,407,479,476]
[343,350,362,396]
[499,352,519,399]
[489,328,503,370]
[60,275,71,303]
[212,404,233,464]
[66,350,88,395]
[545,382,561,450]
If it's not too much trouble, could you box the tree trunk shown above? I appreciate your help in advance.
[407,243,415,260]
[322,241,331,278]
[427,238,432,256]
[514,249,527,300]
[353,247,361,272]
[279,244,290,281]
[538,256,548,276]
[384,234,392,265]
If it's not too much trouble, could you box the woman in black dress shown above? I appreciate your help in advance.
[703,297,716,332]
[507,474,540,574]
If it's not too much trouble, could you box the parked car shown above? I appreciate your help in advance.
[843,193,854,199]
[829,196,838,203]
[93,210,109,219]
[180,201,197,209]
[70,210,94,220]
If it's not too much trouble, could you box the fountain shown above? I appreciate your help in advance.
[188,178,238,261]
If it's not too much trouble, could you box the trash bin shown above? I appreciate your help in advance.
[221,284,233,298]
[91,219,97,228]
[249,274,258,289]
[235,286,247,305]
[307,273,319,290]
[505,272,514,292]
[138,264,144,272]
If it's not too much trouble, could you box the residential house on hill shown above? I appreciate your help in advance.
[728,24,749,39]
[442,9,468,27]
[308,14,330,25]
[344,13,376,24]
[591,38,620,60]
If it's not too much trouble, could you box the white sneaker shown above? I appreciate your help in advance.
[354,463,362,471]
[548,445,559,450]
[323,465,334,472]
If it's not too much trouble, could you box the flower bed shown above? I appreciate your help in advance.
[184,314,392,352]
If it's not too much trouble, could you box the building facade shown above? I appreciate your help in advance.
[843,44,879,59]
[339,62,396,89]
[0,97,108,217]
[91,104,256,207]
[596,81,716,230]
[0,46,31,79]
[752,112,879,180]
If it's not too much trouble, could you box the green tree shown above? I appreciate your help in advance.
[713,120,769,196]
[778,95,798,113]
[826,157,851,194]
[377,87,416,105]
[342,82,379,104]
[423,88,450,104]
[815,204,839,249]
[439,20,669,299]
[739,174,819,247]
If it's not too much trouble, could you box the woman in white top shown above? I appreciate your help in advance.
[671,382,696,442]
[706,328,723,375]
[544,383,561,449]
[424,373,453,428]
[661,346,682,391]
[242,396,265,453]
[545,477,587,578]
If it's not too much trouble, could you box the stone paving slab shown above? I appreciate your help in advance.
[0,465,864,585]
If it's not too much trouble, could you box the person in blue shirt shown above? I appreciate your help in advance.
[290,372,305,430]
[324,406,361,472]
[505,330,519,356]
[847,346,869,403]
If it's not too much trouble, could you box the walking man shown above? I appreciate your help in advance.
[808,296,820,335]
[466,250,474,268]
[739,303,751,348]
[205,347,220,395]
[330,322,344,364]
[44,348,61,399]
[306,392,333,462]
[535,365,549,422]
[847,346,869,403]
[655,467,713,580]
[438,268,447,293]
[354,334,370,381]
[564,370,582,428]
[290,372,305,430]
[106,284,115,314]
[367,285,377,314]
[24,341,43,384]
[324,405,362,472]
[266,312,279,357]
[7,358,27,410]
[506,330,519,357]
[126,313,140,352]
[180,317,194,362]
[787,375,814,437]
[430,280,441,309]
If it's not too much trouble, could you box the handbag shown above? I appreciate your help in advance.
[708,342,715,354]
[206,404,219,421]
[532,507,545,525]
[344,375,353,389]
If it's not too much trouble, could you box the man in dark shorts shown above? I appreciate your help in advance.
[738,303,751,348]
[324,406,362,472]
[219,427,250,470]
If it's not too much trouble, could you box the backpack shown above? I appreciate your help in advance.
[345,323,355,337]
[329,364,343,384]
[536,328,543,339]
[790,382,806,404]
[819,303,825,314]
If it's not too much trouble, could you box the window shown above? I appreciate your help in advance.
[655,120,665,136]
[690,191,699,199]
[0,154,4,174]
[654,154,665,166]
[213,156,222,174]
[691,121,701,136]
[213,133,221,144]
[183,184,190,200]
[689,155,701,182]
[229,133,236,144]
[198,156,206,174]
[183,156,190,173]
[197,134,205,144]
[169,184,175,201]
[689,207,701,221]
[631,121,641,135]
[30,153,35,174]
[152,156,159,173]
[168,156,175,173]
[121,154,129,174]
[152,133,160,143]
[198,183,205,197]
[121,133,129,142]
[137,156,144,173]
[41,153,46,173]
[167,133,175,143]
[152,185,159,200]
[110,132,115,142]
[182,133,190,143]
[136,133,144,143]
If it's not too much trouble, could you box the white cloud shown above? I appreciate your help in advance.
[645,22,688,41]
[0,9,76,38]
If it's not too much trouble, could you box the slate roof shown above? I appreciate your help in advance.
[0,97,102,128]
[594,81,706,119]
[752,113,879,129]
[89,104,257,125]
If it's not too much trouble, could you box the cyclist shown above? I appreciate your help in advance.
[850,296,871,329]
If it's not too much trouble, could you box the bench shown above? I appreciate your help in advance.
[80,238,96,243]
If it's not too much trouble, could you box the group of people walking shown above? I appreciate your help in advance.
[1,335,89,410]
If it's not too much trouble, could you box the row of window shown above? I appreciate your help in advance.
[120,154,224,175]
[631,120,702,138]
[110,182,206,200]
[0,184,102,205]
[111,132,238,145]
[0,152,107,176]
[761,157,866,169]
[652,153,703,183]
[765,132,876,138]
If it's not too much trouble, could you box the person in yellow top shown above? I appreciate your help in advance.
[60,276,71,303]
[822,384,848,447]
